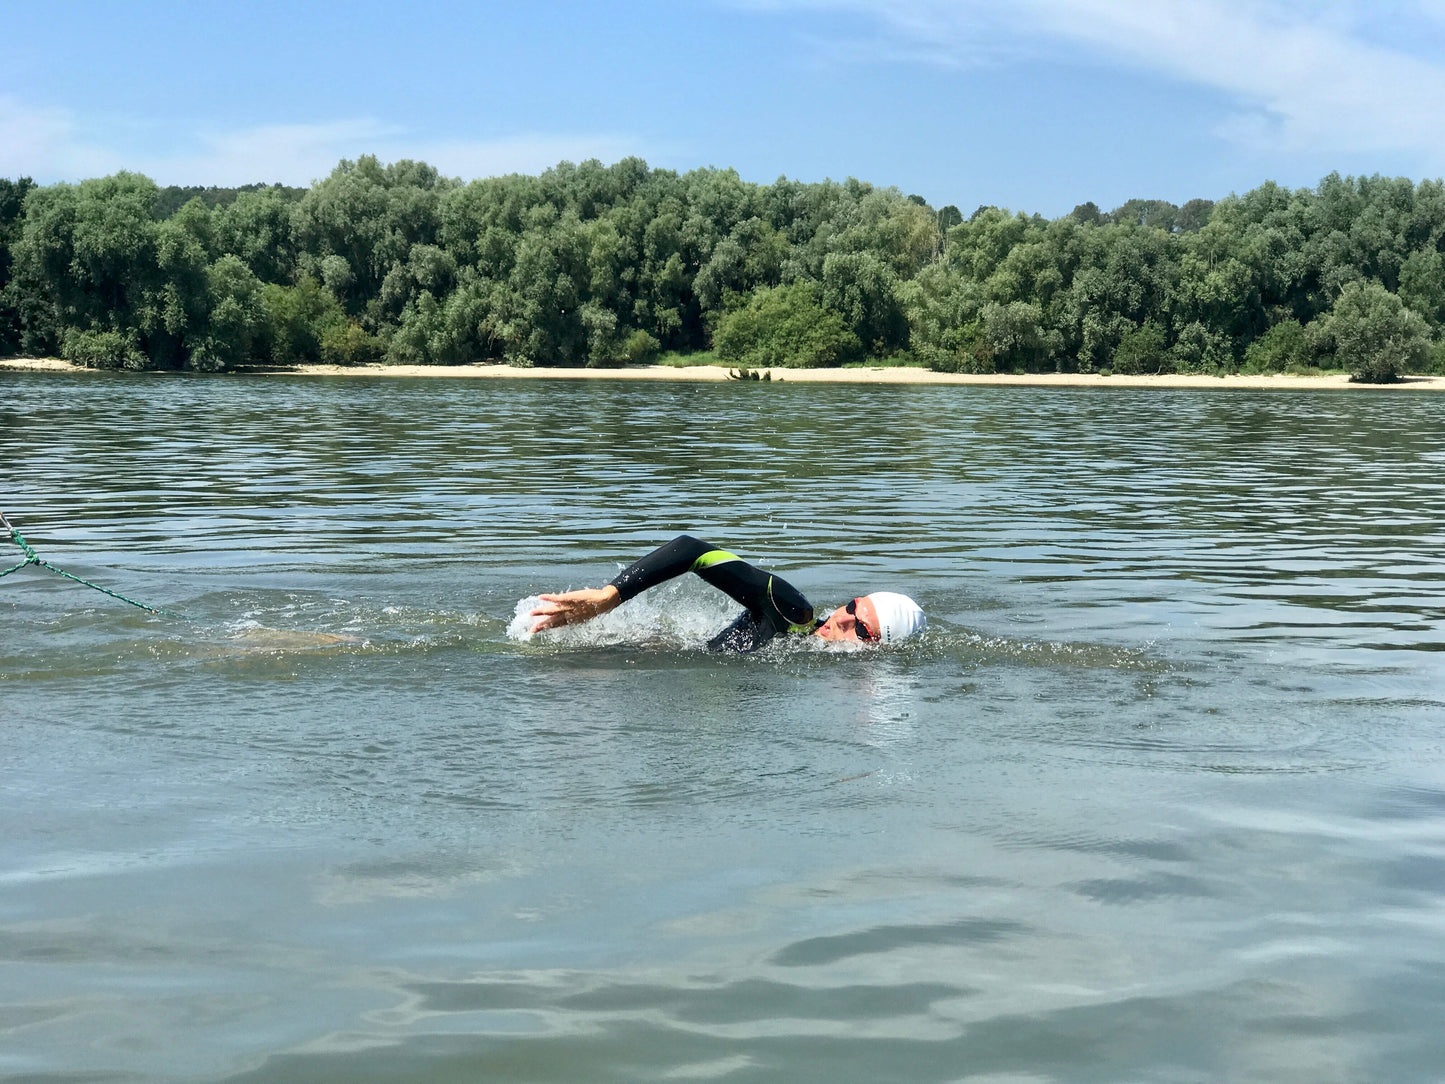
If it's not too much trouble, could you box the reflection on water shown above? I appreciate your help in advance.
[2,373,1444,1082]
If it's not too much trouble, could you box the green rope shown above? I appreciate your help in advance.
[1,511,189,620]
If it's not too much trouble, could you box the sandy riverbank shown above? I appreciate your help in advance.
[5,355,1444,390]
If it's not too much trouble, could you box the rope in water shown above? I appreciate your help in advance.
[0,510,189,620]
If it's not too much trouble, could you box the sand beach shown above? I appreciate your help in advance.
[6,355,1445,389]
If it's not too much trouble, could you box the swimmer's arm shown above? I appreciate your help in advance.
[529,585,621,632]
[529,536,711,634]
[529,535,807,634]
[609,534,813,629]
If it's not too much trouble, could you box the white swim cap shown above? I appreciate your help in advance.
[863,591,926,644]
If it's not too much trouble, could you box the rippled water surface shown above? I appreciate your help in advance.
[3,371,1444,1083]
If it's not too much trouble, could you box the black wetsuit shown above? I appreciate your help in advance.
[609,535,817,652]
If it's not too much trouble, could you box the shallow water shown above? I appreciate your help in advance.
[2,372,1444,1083]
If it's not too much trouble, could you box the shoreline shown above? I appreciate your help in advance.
[4,355,1444,390]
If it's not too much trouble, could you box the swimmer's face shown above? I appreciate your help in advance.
[814,596,879,642]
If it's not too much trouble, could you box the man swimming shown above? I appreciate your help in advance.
[529,534,925,651]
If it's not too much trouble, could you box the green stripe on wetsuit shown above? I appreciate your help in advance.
[691,549,741,571]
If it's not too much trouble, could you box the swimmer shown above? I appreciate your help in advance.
[529,535,924,651]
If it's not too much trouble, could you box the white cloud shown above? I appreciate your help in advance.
[398,135,644,184]
[0,100,642,186]
[758,0,1445,161]
[0,96,125,180]
[161,119,402,187]
[150,123,642,187]
[1017,0,1445,155]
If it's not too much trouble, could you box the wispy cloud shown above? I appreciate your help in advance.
[0,99,641,186]
[752,0,1445,160]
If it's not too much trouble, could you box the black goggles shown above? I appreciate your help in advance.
[845,598,877,642]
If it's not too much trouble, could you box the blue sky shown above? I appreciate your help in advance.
[6,1,1445,216]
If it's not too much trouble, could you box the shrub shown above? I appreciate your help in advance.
[320,321,383,365]
[1243,319,1311,372]
[620,329,661,364]
[917,337,995,374]
[61,328,147,370]
[713,283,862,368]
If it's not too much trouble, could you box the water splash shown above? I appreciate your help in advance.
[507,578,739,649]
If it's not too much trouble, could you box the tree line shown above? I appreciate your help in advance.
[2,158,1444,382]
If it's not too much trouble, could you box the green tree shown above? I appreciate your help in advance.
[1397,248,1445,327]
[210,188,299,285]
[154,199,218,366]
[293,156,456,315]
[1169,322,1234,373]
[1309,280,1429,383]
[262,277,346,365]
[619,328,661,363]
[0,177,36,354]
[899,263,984,359]
[946,206,1046,281]
[1110,199,1179,230]
[820,250,907,355]
[10,172,167,364]
[492,207,591,365]
[693,217,788,310]
[579,300,620,366]
[981,301,1057,370]
[189,255,267,370]
[1175,199,1215,232]
[1110,320,1167,373]
[22,156,1445,378]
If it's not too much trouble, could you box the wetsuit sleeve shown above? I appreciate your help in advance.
[608,535,815,631]
[608,535,716,601]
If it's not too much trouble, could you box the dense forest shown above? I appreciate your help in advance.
[2,158,1444,382]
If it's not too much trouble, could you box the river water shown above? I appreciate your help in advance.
[2,371,1444,1083]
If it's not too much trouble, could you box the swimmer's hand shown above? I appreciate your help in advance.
[529,585,622,632]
